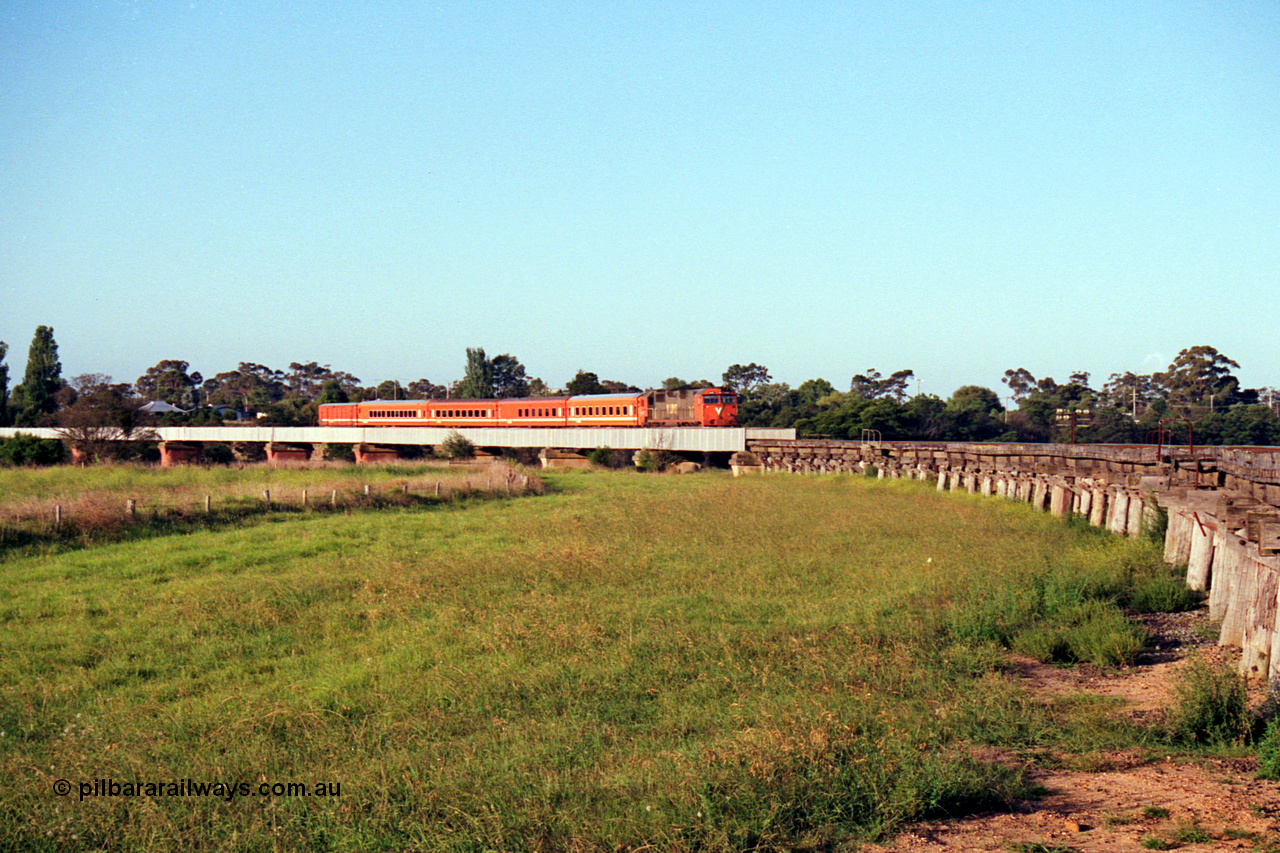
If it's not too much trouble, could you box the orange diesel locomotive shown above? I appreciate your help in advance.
[318,387,738,428]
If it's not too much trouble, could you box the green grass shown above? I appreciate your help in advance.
[0,470,1197,851]
[0,461,538,556]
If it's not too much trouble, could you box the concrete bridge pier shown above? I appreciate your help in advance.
[266,442,313,464]
[159,441,203,467]
[354,444,403,465]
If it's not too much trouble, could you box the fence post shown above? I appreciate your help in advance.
[55,504,63,531]
[204,495,211,513]
[331,489,338,508]
[302,489,308,508]
[126,499,137,520]
[263,489,271,507]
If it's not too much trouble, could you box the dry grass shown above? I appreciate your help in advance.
[0,460,543,548]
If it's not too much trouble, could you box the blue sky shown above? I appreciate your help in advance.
[2,1,1276,400]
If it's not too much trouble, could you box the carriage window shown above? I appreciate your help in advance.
[704,395,719,404]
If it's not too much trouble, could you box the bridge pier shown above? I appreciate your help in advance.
[266,442,313,464]
[540,449,592,469]
[354,444,403,465]
[159,441,203,467]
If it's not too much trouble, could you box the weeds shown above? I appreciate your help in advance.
[1256,715,1280,779]
[1166,654,1250,745]
[1172,819,1213,843]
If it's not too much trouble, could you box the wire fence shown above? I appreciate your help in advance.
[0,466,544,549]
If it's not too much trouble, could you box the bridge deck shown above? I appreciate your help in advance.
[1,426,795,453]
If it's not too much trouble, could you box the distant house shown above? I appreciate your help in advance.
[139,401,187,415]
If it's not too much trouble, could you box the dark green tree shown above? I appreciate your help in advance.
[722,363,771,398]
[850,368,914,402]
[566,370,604,395]
[15,325,62,426]
[491,354,530,398]
[1156,346,1241,408]
[202,363,286,409]
[135,359,203,408]
[1002,368,1037,402]
[943,386,1005,441]
[285,362,361,400]
[374,380,404,400]
[454,347,495,399]
[1100,371,1161,416]
[317,379,350,404]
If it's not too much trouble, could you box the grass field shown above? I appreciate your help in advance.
[0,466,1199,851]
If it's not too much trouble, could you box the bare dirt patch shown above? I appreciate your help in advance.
[863,610,1280,852]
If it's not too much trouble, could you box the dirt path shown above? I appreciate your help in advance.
[864,611,1280,852]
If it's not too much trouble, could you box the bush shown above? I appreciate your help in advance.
[202,443,237,465]
[322,443,356,463]
[1166,655,1249,745]
[438,431,475,460]
[588,447,631,468]
[1124,573,1204,614]
[0,433,64,466]
[1257,716,1280,779]
[635,449,680,472]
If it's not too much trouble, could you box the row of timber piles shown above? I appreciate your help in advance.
[745,439,1280,685]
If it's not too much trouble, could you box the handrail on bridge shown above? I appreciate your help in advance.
[1153,417,1198,487]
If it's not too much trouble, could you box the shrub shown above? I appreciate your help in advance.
[322,443,356,463]
[438,431,475,460]
[587,446,630,468]
[1256,716,1280,779]
[0,433,64,466]
[636,449,680,472]
[1166,655,1249,745]
[1124,572,1204,614]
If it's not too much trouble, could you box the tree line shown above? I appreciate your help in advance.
[731,346,1280,446]
[1,327,1277,455]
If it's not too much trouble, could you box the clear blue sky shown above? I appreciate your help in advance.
[2,1,1277,400]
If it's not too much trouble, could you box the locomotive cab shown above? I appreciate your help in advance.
[695,388,738,426]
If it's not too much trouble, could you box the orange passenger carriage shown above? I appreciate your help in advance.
[317,387,737,428]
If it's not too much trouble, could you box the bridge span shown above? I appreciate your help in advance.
[0,425,796,465]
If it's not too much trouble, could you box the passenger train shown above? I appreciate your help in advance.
[318,386,738,428]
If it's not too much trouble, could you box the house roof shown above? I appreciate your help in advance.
[139,401,187,414]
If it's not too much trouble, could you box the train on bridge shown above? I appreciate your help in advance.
[318,386,738,429]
